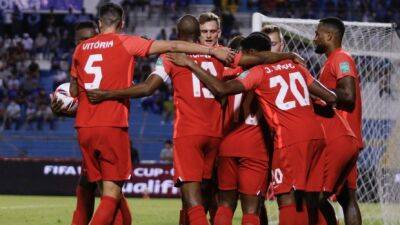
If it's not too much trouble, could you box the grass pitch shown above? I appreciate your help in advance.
[0,195,391,225]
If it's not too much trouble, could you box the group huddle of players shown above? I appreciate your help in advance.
[51,2,364,225]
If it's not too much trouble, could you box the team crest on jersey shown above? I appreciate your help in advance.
[238,70,250,79]
[339,62,350,73]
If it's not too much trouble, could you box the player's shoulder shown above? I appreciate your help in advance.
[332,48,355,62]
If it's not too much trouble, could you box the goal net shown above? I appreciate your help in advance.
[252,13,400,225]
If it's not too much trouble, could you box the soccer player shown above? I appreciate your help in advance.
[85,14,304,225]
[313,17,363,225]
[167,32,337,225]
[50,20,111,225]
[69,3,235,224]
[262,25,285,53]
[213,33,272,225]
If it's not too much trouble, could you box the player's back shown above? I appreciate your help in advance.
[248,60,324,148]
[155,54,225,138]
[71,33,153,127]
[220,91,269,160]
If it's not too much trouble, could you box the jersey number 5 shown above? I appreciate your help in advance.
[192,62,217,98]
[270,71,310,110]
[84,54,103,90]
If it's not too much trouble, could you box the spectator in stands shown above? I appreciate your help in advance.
[156,28,167,40]
[25,102,36,130]
[160,139,173,163]
[64,7,77,27]
[27,7,41,37]
[52,64,68,91]
[36,103,54,130]
[77,8,91,22]
[4,99,21,130]
[33,32,47,58]
[169,27,177,40]
[22,33,34,53]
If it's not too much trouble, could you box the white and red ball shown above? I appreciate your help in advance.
[54,82,78,113]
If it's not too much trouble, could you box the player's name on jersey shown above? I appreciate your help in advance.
[188,54,212,58]
[82,40,114,50]
[264,62,296,74]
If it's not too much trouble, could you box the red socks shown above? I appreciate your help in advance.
[188,205,209,225]
[179,209,190,225]
[214,206,233,225]
[278,204,309,225]
[242,214,260,225]
[71,185,96,225]
[90,196,119,225]
[112,197,132,225]
[120,197,132,225]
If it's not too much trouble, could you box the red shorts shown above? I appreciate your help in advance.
[77,127,131,183]
[346,163,358,190]
[323,135,359,194]
[271,139,325,195]
[218,157,269,196]
[173,136,220,185]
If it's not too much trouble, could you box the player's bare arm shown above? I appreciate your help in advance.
[69,77,78,98]
[333,76,356,111]
[86,75,164,104]
[167,53,245,98]
[308,79,337,105]
[239,51,306,68]
[148,40,235,63]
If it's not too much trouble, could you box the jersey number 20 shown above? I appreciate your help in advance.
[270,71,310,110]
[84,54,103,90]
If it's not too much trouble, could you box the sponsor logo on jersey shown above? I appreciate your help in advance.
[238,70,250,79]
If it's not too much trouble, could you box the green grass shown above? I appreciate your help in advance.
[0,195,395,225]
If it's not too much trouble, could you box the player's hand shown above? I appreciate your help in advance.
[50,93,64,115]
[290,52,306,66]
[166,53,193,67]
[86,89,109,104]
[211,47,236,64]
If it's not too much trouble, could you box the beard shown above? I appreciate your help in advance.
[314,44,326,54]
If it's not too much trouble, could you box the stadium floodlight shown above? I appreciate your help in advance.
[253,12,400,225]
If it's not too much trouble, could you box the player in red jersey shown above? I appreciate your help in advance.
[69,3,236,224]
[85,15,304,225]
[212,33,273,225]
[314,17,362,225]
[167,33,337,225]
[166,35,336,224]
[51,21,129,225]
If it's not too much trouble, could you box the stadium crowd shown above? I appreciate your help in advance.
[0,0,397,130]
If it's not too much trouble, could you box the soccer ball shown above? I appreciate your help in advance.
[54,82,78,113]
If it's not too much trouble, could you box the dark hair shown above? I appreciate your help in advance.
[319,17,345,40]
[228,35,244,51]
[241,32,271,52]
[165,139,172,145]
[99,3,124,27]
[74,21,98,32]
[261,24,281,35]
[177,15,200,41]
[198,12,220,28]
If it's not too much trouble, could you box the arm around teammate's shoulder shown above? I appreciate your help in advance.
[86,75,164,104]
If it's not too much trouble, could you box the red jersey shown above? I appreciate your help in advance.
[237,60,325,149]
[152,54,226,138]
[319,48,362,148]
[220,91,269,160]
[71,33,154,128]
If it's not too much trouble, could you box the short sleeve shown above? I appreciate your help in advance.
[297,65,315,86]
[151,56,171,82]
[121,35,155,57]
[331,53,357,80]
[236,66,264,91]
[70,48,79,78]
